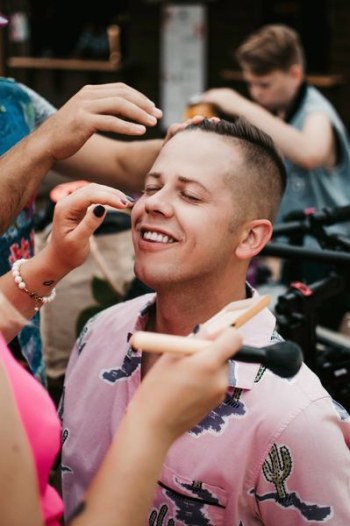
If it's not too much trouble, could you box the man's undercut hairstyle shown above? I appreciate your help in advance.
[236,24,305,75]
[184,117,286,222]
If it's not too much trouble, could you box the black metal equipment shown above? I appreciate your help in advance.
[262,205,350,410]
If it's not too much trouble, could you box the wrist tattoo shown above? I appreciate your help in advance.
[43,280,55,287]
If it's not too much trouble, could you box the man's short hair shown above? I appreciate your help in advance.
[236,24,305,75]
[184,117,286,222]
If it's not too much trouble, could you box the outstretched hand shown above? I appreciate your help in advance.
[37,83,163,162]
[129,327,242,443]
[44,183,132,276]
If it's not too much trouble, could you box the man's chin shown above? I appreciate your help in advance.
[134,268,161,290]
[135,268,176,292]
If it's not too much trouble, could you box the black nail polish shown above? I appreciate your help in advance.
[126,195,135,203]
[193,324,200,334]
[93,205,105,218]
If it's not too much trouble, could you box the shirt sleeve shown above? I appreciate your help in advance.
[19,83,56,128]
[254,397,350,525]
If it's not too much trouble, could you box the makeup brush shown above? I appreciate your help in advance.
[131,331,302,378]
[130,294,303,377]
[233,341,303,377]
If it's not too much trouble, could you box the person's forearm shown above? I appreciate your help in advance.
[0,131,55,235]
[70,408,172,526]
[0,364,44,526]
[118,139,163,192]
[235,99,323,168]
[55,137,163,193]
[0,247,69,342]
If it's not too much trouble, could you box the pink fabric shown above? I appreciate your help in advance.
[62,293,350,525]
[0,333,64,525]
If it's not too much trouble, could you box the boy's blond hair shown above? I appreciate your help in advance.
[236,24,305,75]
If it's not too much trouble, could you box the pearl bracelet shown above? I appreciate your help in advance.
[12,258,57,312]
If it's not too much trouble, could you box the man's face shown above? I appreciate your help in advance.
[131,131,246,291]
[242,67,300,113]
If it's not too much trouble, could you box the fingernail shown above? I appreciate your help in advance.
[135,124,146,133]
[148,115,157,125]
[121,199,128,205]
[193,324,201,334]
[126,195,135,203]
[152,108,163,118]
[93,205,105,218]
[147,98,156,106]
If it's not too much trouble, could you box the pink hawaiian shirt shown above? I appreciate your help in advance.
[61,293,350,525]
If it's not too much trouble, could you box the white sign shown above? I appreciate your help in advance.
[160,4,206,129]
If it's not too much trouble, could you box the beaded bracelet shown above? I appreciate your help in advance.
[12,258,57,312]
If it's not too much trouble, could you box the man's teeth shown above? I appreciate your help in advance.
[143,231,174,243]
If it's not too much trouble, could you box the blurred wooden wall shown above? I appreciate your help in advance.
[2,0,350,132]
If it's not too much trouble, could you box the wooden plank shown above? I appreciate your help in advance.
[7,56,123,72]
[220,70,346,88]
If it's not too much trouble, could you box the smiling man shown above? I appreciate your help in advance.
[61,118,350,525]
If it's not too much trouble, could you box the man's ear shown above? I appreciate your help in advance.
[289,64,303,83]
[235,219,273,260]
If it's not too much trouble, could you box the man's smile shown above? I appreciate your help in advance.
[138,226,179,248]
[142,230,176,243]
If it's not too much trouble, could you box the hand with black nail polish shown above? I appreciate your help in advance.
[41,183,132,279]
[93,205,106,218]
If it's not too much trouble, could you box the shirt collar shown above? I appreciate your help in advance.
[134,286,276,391]
[139,296,156,319]
[228,287,276,389]
[284,81,308,123]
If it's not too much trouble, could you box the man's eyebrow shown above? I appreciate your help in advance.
[145,173,210,194]
[178,176,210,194]
[145,172,161,181]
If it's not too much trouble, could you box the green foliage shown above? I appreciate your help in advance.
[91,276,123,305]
[76,276,124,336]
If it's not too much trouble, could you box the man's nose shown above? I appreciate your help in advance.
[144,188,174,217]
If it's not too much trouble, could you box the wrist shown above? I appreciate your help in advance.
[26,124,56,168]
[126,402,177,452]
[12,258,57,311]
[32,117,59,164]
[43,239,83,277]
[19,247,69,297]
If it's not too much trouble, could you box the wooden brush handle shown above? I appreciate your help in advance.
[202,295,270,334]
[131,295,270,355]
[131,332,210,354]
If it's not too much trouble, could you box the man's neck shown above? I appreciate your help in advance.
[141,267,248,378]
[153,273,248,336]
